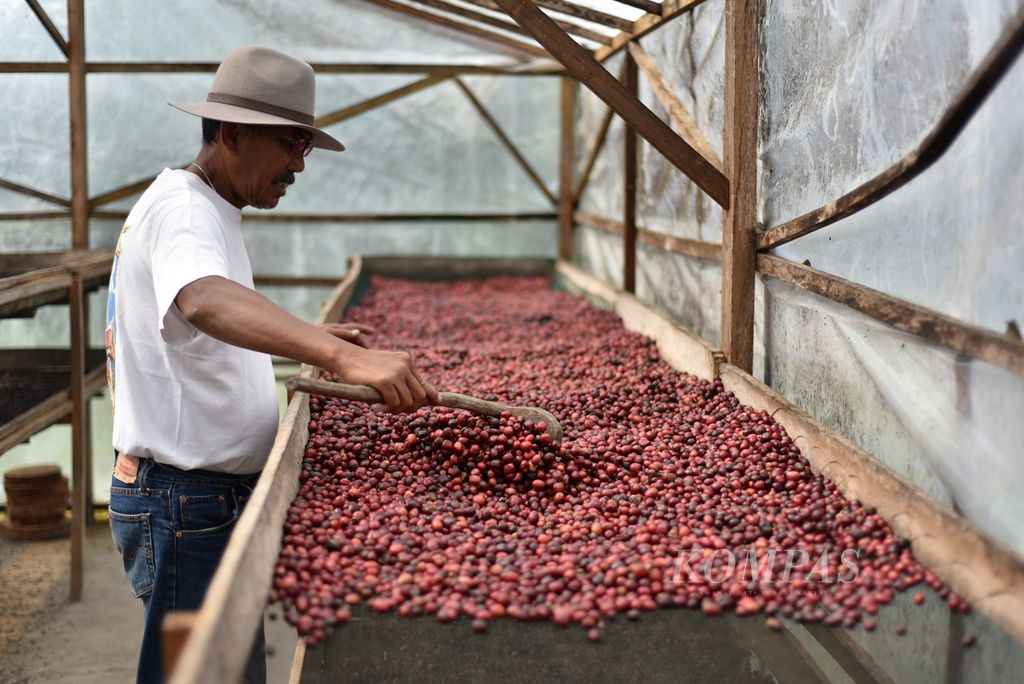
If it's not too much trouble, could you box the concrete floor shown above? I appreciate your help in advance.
[0,517,297,683]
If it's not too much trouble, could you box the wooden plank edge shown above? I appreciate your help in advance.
[162,612,198,679]
[169,368,310,683]
[0,391,72,456]
[171,257,365,683]
[315,255,365,327]
[718,362,1024,646]
[288,639,307,684]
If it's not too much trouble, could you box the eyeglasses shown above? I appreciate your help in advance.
[275,131,314,158]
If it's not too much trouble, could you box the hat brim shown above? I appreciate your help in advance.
[169,101,345,152]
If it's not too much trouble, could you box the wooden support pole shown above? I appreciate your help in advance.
[69,276,87,601]
[68,0,88,249]
[721,0,759,372]
[359,0,550,58]
[25,0,69,58]
[492,0,729,207]
[558,77,576,260]
[463,0,632,32]
[0,177,72,208]
[315,75,449,129]
[627,41,723,171]
[623,49,638,294]
[163,612,199,679]
[409,0,613,44]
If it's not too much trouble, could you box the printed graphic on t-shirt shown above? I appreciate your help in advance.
[105,221,129,412]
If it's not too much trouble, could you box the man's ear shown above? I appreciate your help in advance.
[219,121,244,153]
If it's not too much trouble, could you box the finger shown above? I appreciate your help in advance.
[423,381,440,405]
[407,362,437,405]
[348,323,375,335]
[393,379,415,413]
[377,384,400,414]
[405,373,427,407]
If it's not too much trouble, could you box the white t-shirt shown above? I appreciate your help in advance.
[105,169,279,474]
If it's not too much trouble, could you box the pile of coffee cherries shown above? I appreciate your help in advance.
[271,276,966,646]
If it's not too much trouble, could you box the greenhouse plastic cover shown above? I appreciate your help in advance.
[574,0,1024,561]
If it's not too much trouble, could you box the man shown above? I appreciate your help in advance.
[105,46,436,683]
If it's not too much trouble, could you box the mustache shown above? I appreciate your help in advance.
[274,172,295,185]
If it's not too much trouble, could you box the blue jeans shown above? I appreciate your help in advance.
[109,456,266,683]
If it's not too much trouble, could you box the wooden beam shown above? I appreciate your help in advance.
[410,0,613,44]
[93,210,558,223]
[314,75,449,128]
[253,275,346,287]
[68,276,87,601]
[558,77,576,260]
[596,0,711,62]
[573,104,613,200]
[0,62,67,73]
[757,3,1024,251]
[627,41,722,171]
[757,254,1024,376]
[636,228,721,262]
[465,0,633,32]
[614,0,661,14]
[359,0,550,58]
[573,210,623,235]
[0,211,72,221]
[68,0,88,249]
[720,0,759,372]
[575,211,721,262]
[81,62,559,75]
[623,48,638,293]
[574,58,627,201]
[0,177,72,208]
[493,0,729,207]
[454,78,557,206]
[24,0,69,58]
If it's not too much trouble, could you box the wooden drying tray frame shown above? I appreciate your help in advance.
[0,348,107,456]
[0,250,112,318]
[165,255,1024,683]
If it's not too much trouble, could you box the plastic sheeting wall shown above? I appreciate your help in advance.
[571,1,1024,680]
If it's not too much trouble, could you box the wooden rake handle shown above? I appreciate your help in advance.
[284,376,562,442]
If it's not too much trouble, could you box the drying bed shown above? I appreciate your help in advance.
[272,275,965,679]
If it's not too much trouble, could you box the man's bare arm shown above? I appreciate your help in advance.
[175,276,436,412]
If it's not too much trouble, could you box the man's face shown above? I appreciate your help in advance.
[233,125,311,210]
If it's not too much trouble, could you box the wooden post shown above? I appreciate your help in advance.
[163,612,199,678]
[623,49,638,294]
[721,0,759,372]
[68,0,88,250]
[69,276,87,601]
[558,77,576,261]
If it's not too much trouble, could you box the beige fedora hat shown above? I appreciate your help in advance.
[170,45,344,152]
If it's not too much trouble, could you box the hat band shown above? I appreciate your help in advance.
[206,92,315,126]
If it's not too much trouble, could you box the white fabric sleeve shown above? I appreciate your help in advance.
[151,202,232,345]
